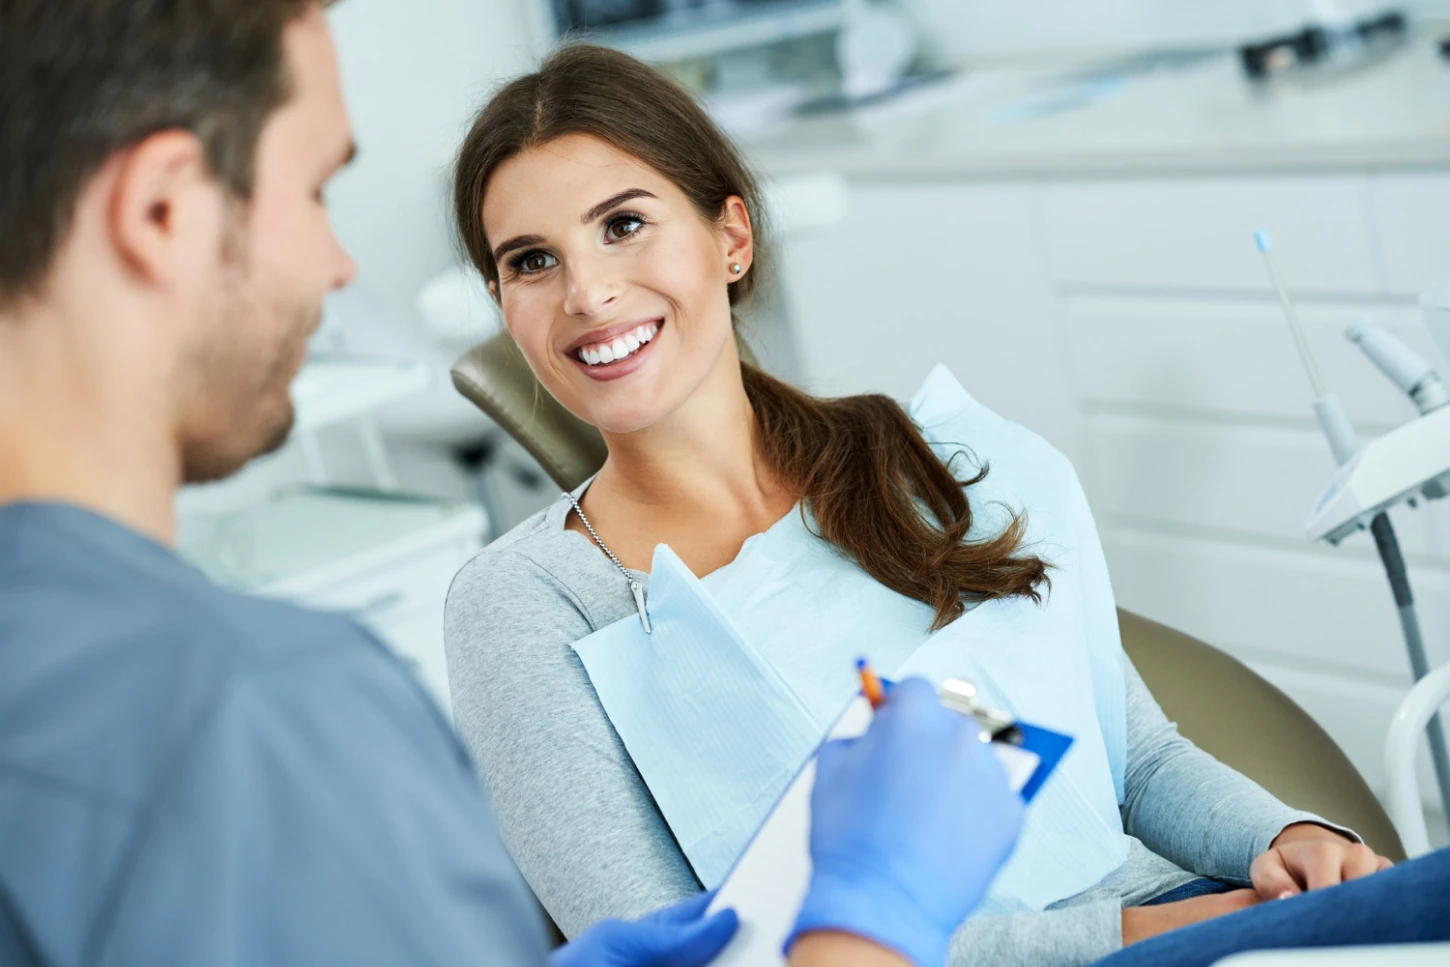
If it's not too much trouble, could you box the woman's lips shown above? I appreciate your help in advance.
[565,318,662,355]
[568,319,664,382]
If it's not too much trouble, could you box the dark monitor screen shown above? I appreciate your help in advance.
[552,0,814,35]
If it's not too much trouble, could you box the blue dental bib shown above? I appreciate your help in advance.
[572,366,1128,914]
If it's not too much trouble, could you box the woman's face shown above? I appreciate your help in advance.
[481,134,752,435]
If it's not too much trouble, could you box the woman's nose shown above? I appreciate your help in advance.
[562,258,621,318]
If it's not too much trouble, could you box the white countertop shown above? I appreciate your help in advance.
[745,28,1450,177]
[291,354,433,432]
[178,487,481,592]
[1217,944,1450,966]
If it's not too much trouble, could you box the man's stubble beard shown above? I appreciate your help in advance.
[176,213,321,485]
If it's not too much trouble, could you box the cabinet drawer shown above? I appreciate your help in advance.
[1082,414,1447,562]
[1042,176,1381,293]
[1371,172,1450,296]
[1103,529,1449,681]
[1061,295,1429,427]
[371,602,452,718]
[781,180,1079,458]
[267,539,474,624]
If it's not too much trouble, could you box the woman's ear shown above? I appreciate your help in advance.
[488,280,499,302]
[719,195,754,275]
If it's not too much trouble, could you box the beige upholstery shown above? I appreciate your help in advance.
[451,334,608,493]
[1120,611,1403,859]
[452,332,1405,861]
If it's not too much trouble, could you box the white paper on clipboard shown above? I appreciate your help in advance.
[706,695,1040,967]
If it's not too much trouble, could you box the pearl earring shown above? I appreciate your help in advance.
[730,262,743,275]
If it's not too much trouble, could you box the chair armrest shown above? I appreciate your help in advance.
[1118,609,1405,861]
[1384,664,1450,858]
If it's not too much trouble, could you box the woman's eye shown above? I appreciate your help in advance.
[518,252,557,274]
[606,215,644,241]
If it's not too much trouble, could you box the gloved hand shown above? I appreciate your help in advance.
[549,891,738,967]
[787,677,1025,967]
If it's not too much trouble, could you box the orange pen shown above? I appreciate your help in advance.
[856,658,885,709]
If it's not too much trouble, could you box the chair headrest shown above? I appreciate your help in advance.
[451,334,608,491]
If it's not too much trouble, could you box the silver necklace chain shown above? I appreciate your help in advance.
[562,490,652,633]
[562,490,629,581]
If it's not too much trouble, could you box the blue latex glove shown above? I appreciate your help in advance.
[549,891,739,967]
[787,677,1026,967]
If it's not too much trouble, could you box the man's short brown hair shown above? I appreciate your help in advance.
[0,0,323,307]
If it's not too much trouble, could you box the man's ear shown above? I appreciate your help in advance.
[719,195,754,275]
[107,130,225,288]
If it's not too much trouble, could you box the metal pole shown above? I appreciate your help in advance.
[1370,512,1450,819]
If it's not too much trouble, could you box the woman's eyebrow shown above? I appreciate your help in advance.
[492,234,546,262]
[582,188,657,223]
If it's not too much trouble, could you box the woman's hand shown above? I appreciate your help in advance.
[1250,823,1393,901]
[1121,889,1260,946]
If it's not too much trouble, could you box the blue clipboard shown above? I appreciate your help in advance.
[1013,721,1073,802]
[889,675,1072,802]
[706,688,1073,967]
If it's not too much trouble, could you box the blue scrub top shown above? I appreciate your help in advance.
[0,503,549,967]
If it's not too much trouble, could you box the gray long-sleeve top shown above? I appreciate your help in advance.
[444,496,1353,967]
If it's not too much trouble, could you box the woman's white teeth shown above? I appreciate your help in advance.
[577,323,659,366]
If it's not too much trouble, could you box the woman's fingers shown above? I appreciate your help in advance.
[1296,841,1346,891]
[1250,849,1301,900]
[1341,844,1383,882]
[1377,855,1395,872]
[1253,837,1394,903]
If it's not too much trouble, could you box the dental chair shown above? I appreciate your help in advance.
[451,332,1406,863]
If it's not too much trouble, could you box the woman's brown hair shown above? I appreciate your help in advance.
[454,44,1048,630]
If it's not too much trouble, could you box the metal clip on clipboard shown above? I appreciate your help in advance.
[941,678,1026,746]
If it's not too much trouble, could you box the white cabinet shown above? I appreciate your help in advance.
[1371,173,1450,296]
[1041,176,1384,294]
[1060,295,1432,429]
[1103,528,1449,682]
[180,488,486,718]
[780,181,1079,463]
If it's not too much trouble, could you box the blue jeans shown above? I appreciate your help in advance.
[1142,878,1235,906]
[1092,847,1450,967]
